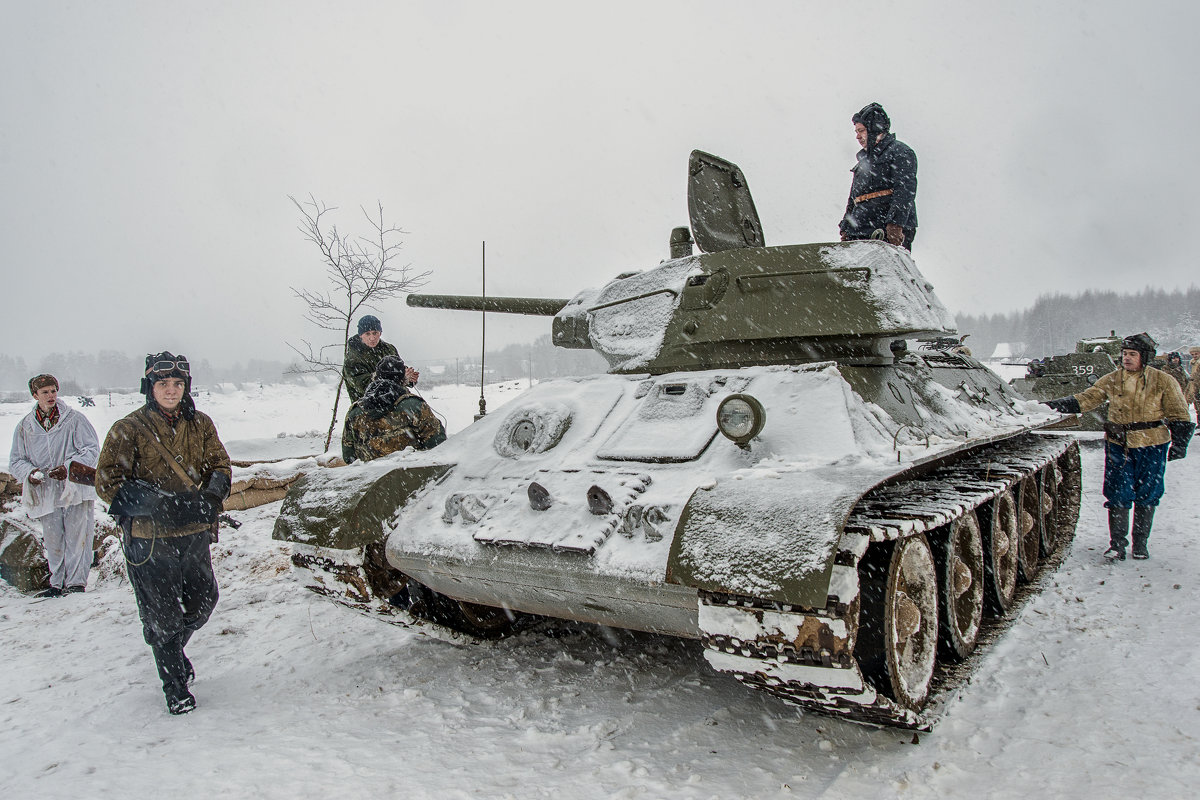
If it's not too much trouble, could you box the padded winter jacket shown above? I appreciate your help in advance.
[96,405,232,538]
[1074,367,1191,448]
[840,132,918,238]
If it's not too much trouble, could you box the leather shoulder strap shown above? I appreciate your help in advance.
[133,413,200,490]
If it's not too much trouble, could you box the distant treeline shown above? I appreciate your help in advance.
[0,351,295,395]
[0,335,608,396]
[956,287,1200,360]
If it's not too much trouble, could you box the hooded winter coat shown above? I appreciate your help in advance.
[1074,366,1191,448]
[840,132,918,239]
[343,335,400,403]
[8,403,99,518]
[95,405,232,539]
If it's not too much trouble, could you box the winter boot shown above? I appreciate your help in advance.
[165,682,196,715]
[1105,506,1130,561]
[1131,505,1155,560]
[34,586,64,598]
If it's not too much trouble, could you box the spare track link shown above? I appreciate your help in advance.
[699,433,1077,729]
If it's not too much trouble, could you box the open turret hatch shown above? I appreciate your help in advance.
[687,150,765,254]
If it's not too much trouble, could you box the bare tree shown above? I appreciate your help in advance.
[288,195,431,450]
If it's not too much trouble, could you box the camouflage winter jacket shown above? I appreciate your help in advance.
[341,390,446,463]
[343,335,400,403]
[1074,367,1191,448]
[96,404,232,538]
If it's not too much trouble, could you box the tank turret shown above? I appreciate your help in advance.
[408,151,955,374]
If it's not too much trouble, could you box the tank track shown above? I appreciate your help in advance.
[699,432,1079,730]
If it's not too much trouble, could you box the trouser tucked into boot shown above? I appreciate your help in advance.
[1132,505,1155,559]
[125,530,218,711]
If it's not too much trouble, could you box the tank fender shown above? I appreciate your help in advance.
[665,465,893,608]
[272,462,451,550]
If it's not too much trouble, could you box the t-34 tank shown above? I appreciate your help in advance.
[1010,333,1122,431]
[273,151,1081,729]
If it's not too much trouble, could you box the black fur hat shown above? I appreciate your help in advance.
[374,355,407,384]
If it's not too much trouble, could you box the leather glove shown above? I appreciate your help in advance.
[27,471,44,486]
[47,465,68,480]
[1045,396,1081,414]
[1168,420,1195,461]
[885,224,905,246]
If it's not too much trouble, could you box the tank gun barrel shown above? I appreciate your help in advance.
[406,294,569,317]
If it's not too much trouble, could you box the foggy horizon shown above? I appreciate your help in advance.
[5,1,1198,367]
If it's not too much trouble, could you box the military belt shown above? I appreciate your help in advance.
[853,189,893,204]
[1103,419,1164,448]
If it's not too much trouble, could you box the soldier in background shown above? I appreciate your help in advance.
[1161,352,1188,394]
[342,355,446,463]
[1188,346,1200,424]
[839,102,918,250]
[1045,333,1194,561]
[7,374,100,597]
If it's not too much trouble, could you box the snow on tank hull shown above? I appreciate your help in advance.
[274,152,1084,728]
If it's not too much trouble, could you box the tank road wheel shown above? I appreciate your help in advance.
[930,511,985,661]
[857,534,939,711]
[978,490,1020,616]
[406,580,517,639]
[1016,476,1043,582]
[1051,443,1083,548]
[1038,461,1062,556]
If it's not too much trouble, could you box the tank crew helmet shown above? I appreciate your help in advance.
[1120,332,1157,368]
[358,314,383,335]
[374,355,407,384]
[852,102,891,138]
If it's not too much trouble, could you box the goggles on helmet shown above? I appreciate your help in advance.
[146,358,190,377]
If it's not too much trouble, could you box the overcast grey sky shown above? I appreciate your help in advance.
[3,1,1196,368]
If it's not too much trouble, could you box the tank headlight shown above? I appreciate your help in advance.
[716,394,765,445]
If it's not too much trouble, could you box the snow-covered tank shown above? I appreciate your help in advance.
[273,151,1081,729]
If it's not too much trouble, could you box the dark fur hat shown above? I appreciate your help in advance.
[28,374,58,395]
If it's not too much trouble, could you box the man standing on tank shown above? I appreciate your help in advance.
[343,314,418,403]
[1044,333,1193,561]
[839,102,918,250]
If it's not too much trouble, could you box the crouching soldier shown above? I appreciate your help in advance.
[96,353,231,715]
[1044,333,1194,561]
[342,355,446,464]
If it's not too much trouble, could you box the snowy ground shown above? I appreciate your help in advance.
[2,380,1198,798]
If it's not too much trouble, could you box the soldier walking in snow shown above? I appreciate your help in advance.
[343,314,419,403]
[7,374,100,597]
[839,102,918,250]
[1045,333,1194,561]
[342,355,446,463]
[95,353,231,715]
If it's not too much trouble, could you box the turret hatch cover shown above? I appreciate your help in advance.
[687,150,765,254]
